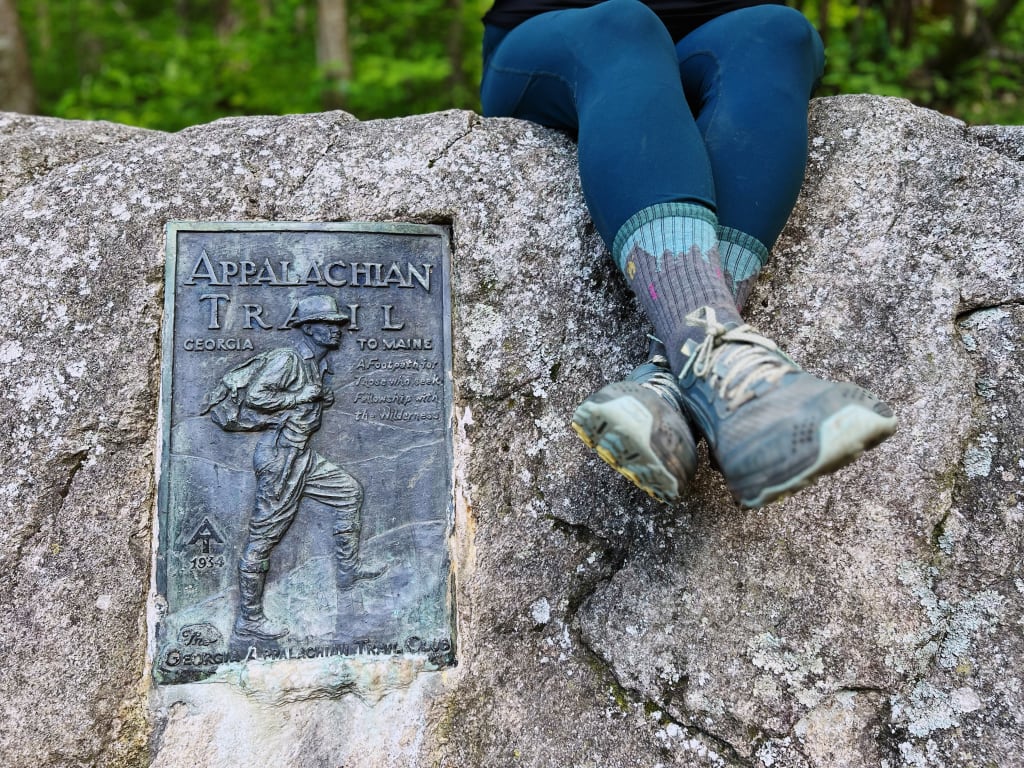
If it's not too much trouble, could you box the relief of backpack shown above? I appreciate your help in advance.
[199,352,275,432]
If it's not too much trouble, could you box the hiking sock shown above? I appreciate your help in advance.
[611,202,741,375]
[717,226,770,312]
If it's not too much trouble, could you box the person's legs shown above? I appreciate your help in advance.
[485,4,824,318]
[235,442,312,640]
[482,0,741,367]
[676,5,825,309]
[483,2,895,507]
[483,0,743,501]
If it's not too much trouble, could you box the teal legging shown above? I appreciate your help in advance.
[480,0,825,250]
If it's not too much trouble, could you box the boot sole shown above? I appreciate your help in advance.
[572,394,685,504]
[737,404,898,509]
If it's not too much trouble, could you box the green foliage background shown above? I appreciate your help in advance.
[804,0,1024,125]
[14,0,1024,130]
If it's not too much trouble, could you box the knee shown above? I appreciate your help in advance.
[349,475,364,508]
[587,0,675,56]
[746,6,824,65]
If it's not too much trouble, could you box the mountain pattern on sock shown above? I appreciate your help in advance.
[612,203,741,375]
[622,241,741,374]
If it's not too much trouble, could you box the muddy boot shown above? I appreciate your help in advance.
[571,337,697,503]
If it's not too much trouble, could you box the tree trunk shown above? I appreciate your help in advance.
[929,0,1022,77]
[0,0,37,113]
[36,0,52,54]
[317,0,350,111]
[952,0,979,38]
[446,0,468,106]
[816,0,830,47]
[217,0,240,37]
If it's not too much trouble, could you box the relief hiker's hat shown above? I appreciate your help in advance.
[287,294,351,327]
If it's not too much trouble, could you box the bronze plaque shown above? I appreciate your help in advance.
[154,222,455,684]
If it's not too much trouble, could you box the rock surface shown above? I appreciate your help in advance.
[0,112,156,201]
[970,124,1024,162]
[0,97,1021,768]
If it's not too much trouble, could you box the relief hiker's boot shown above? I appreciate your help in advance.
[336,564,387,591]
[334,531,387,591]
[234,567,288,640]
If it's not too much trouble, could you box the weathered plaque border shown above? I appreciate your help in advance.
[153,220,456,684]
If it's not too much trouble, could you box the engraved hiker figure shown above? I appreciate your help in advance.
[201,294,385,642]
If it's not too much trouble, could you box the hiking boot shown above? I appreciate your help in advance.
[677,307,898,508]
[337,563,387,591]
[233,613,289,641]
[571,339,697,503]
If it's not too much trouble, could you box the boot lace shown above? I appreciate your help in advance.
[679,307,796,410]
